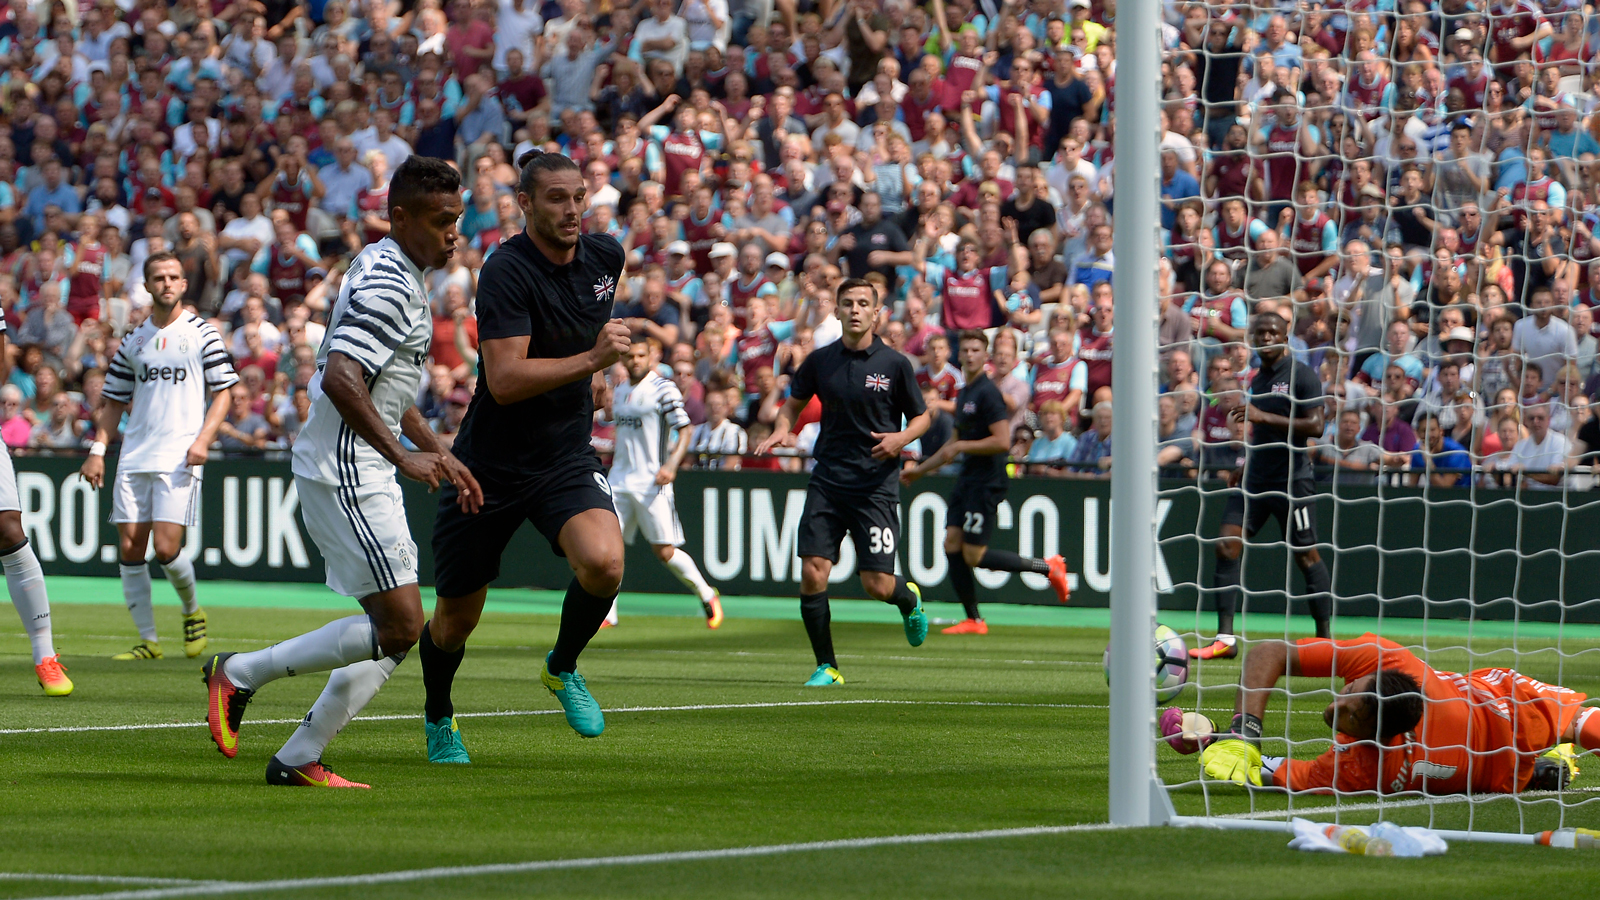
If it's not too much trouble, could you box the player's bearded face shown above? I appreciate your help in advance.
[526,171,586,250]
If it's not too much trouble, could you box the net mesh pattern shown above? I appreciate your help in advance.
[1146,3,1600,833]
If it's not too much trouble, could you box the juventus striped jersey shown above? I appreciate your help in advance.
[103,311,238,473]
[608,371,691,494]
[292,237,432,487]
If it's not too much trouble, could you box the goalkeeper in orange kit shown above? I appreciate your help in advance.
[1201,634,1600,794]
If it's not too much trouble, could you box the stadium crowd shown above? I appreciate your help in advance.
[2,0,1598,490]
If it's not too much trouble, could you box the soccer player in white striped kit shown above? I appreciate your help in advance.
[81,252,238,661]
[606,336,723,628]
[0,314,69,695]
[200,156,482,787]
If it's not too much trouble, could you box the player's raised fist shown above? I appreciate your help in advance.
[592,320,632,369]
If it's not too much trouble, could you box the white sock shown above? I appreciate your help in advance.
[120,562,157,643]
[159,554,199,615]
[664,548,716,603]
[224,614,378,691]
[605,598,619,626]
[275,654,403,767]
[4,542,55,664]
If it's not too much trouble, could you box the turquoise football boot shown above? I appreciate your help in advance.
[541,652,605,737]
[425,716,471,764]
[804,665,845,686]
[901,582,928,647]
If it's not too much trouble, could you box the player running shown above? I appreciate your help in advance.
[1200,634,1597,794]
[902,330,1071,633]
[756,277,932,686]
[1192,312,1332,661]
[606,336,724,629]
[0,315,68,695]
[81,252,237,662]
[200,156,481,787]
[420,150,631,762]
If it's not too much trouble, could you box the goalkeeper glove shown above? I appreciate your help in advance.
[1202,738,1264,787]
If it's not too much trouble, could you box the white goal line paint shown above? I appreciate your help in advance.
[0,875,218,887]
[7,823,1124,900]
[0,698,1112,736]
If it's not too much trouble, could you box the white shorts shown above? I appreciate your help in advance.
[295,475,418,599]
[613,486,683,547]
[0,446,16,513]
[110,467,202,526]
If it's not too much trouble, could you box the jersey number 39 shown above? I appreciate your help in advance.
[867,526,895,555]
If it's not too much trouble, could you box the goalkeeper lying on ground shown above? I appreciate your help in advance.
[1202,634,1600,794]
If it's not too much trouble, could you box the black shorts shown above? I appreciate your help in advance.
[796,483,901,574]
[432,458,618,598]
[947,477,1007,546]
[1220,477,1319,549]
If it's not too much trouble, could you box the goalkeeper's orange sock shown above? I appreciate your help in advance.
[1577,708,1600,753]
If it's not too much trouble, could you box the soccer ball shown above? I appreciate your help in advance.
[1102,624,1190,702]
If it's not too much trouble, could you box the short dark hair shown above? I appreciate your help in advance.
[836,276,876,301]
[517,148,580,196]
[143,250,181,282]
[1254,310,1288,332]
[388,155,461,217]
[958,329,988,348]
[1373,669,1424,743]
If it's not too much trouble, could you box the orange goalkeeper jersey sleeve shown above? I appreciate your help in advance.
[1269,634,1588,795]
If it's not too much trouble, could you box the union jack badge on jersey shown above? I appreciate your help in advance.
[865,374,891,391]
[593,274,617,305]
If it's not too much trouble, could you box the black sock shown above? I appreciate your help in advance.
[1303,560,1333,638]
[418,620,465,724]
[887,575,919,616]
[800,591,836,667]
[548,578,614,676]
[976,549,1051,575]
[1212,552,1240,636]
[946,551,981,620]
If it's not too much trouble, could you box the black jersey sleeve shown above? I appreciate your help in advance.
[473,251,534,341]
[893,353,927,420]
[791,351,818,404]
[978,379,1009,428]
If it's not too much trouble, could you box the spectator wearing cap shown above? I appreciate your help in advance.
[762,253,799,310]
[1065,0,1106,52]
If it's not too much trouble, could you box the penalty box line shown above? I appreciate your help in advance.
[0,698,1112,736]
[5,823,1125,900]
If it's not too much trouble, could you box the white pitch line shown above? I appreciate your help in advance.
[1210,786,1600,821]
[6,823,1124,900]
[0,875,215,886]
[0,698,1106,736]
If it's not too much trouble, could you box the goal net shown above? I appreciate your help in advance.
[1141,3,1600,840]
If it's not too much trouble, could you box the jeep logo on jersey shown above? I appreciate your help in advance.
[593,274,617,305]
[138,364,189,383]
[865,374,891,391]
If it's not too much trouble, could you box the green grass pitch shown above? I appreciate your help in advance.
[1,579,1598,899]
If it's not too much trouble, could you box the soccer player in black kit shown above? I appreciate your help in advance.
[902,331,1072,634]
[1191,312,1332,661]
[419,150,633,759]
[756,278,933,686]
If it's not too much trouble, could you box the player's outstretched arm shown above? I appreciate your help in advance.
[400,407,483,513]
[187,389,233,467]
[755,396,808,455]
[480,320,631,406]
[80,397,130,489]
[1200,641,1304,787]
[322,352,457,492]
